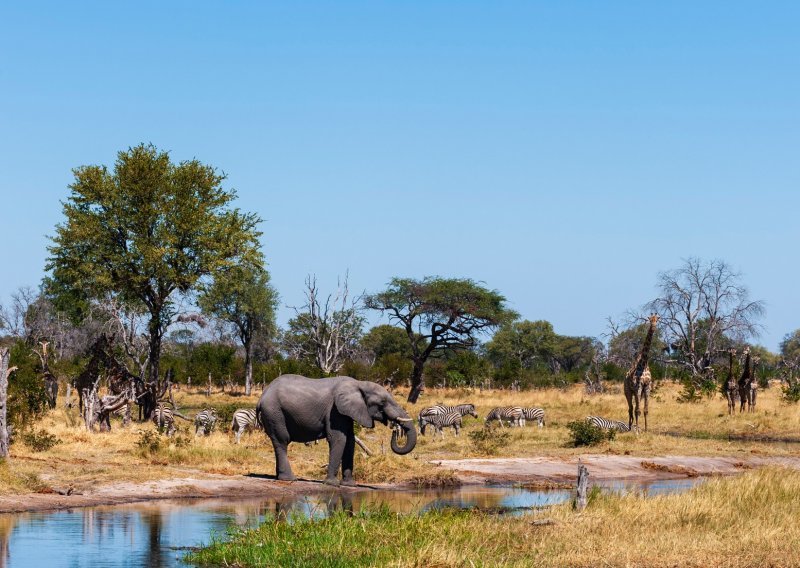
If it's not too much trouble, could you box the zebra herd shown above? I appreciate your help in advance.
[150,404,261,443]
[417,404,546,437]
[150,400,636,444]
[415,403,637,438]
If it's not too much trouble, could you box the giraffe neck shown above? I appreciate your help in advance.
[727,352,735,385]
[633,319,656,376]
[741,352,752,383]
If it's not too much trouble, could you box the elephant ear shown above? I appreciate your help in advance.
[334,383,374,428]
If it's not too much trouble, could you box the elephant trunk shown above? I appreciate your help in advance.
[390,418,417,455]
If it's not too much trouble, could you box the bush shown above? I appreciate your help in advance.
[468,427,510,456]
[136,430,162,454]
[172,426,193,448]
[782,380,800,404]
[209,403,239,432]
[566,420,614,447]
[21,429,62,452]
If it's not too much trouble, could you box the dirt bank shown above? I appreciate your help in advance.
[433,454,800,484]
[5,454,800,514]
[0,474,369,514]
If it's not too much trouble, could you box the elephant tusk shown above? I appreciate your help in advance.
[394,417,413,422]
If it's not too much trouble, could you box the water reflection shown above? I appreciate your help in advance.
[2,478,703,567]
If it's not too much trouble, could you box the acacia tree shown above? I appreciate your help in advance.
[198,263,278,395]
[646,258,764,388]
[366,277,516,403]
[47,144,261,388]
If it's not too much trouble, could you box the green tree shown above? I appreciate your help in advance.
[486,320,557,372]
[46,144,261,387]
[365,277,516,403]
[360,324,416,360]
[198,263,278,395]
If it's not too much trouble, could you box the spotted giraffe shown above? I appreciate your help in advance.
[738,348,753,413]
[724,348,738,416]
[623,314,659,432]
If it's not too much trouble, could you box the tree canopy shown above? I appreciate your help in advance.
[198,262,278,394]
[47,144,262,385]
[365,277,516,402]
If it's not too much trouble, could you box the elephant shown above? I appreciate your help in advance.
[257,374,417,486]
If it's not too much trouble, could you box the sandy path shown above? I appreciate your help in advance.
[433,454,800,483]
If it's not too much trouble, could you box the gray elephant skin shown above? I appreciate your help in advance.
[257,374,417,485]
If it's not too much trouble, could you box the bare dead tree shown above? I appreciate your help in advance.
[0,349,18,458]
[98,297,151,379]
[583,340,607,395]
[287,274,365,374]
[645,258,764,387]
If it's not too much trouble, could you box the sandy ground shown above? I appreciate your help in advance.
[0,474,369,514]
[6,453,800,514]
[433,454,800,484]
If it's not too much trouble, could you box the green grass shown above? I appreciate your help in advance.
[186,467,800,568]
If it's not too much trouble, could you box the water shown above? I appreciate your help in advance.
[0,479,702,568]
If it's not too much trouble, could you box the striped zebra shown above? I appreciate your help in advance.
[194,408,218,436]
[586,415,638,434]
[418,404,478,434]
[152,404,176,436]
[485,406,524,427]
[231,408,260,444]
[521,407,545,428]
[419,411,462,438]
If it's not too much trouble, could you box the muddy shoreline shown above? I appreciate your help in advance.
[4,454,800,514]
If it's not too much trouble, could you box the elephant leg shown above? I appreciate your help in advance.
[325,428,347,486]
[341,431,356,486]
[269,432,295,481]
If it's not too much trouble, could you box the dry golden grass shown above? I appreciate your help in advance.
[3,381,800,494]
[190,466,800,567]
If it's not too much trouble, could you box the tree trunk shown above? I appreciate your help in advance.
[244,340,253,396]
[407,359,425,404]
[0,349,10,458]
[147,312,163,388]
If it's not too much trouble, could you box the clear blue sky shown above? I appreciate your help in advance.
[1,2,797,350]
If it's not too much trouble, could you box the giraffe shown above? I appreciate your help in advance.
[738,347,752,413]
[624,313,659,432]
[724,348,738,416]
[748,356,760,412]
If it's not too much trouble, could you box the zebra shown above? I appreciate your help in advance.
[418,404,478,434]
[231,408,260,444]
[419,411,462,438]
[521,407,545,428]
[586,415,638,434]
[194,408,218,436]
[152,403,176,436]
[485,406,524,427]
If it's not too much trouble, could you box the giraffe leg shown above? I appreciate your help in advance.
[633,391,641,431]
[625,387,634,430]
[643,385,650,432]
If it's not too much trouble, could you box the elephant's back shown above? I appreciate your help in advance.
[259,374,337,408]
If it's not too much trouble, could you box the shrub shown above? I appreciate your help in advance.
[136,430,162,454]
[566,420,614,447]
[21,429,62,452]
[172,426,193,448]
[782,380,800,404]
[468,427,510,456]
